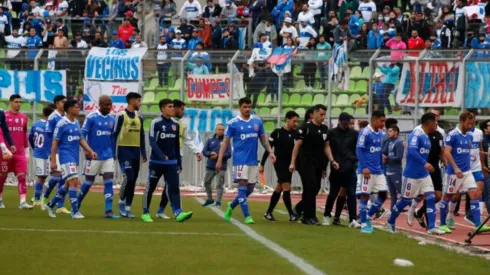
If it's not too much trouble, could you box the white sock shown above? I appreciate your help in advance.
[125,206,131,211]
[480,201,485,216]
[410,199,419,211]
[119,199,125,204]
[448,201,457,219]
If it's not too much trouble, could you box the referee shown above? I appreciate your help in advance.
[290,104,334,225]
[260,111,300,222]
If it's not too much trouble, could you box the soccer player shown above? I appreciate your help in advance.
[201,124,231,208]
[386,113,445,235]
[439,111,490,233]
[261,111,300,222]
[29,105,55,209]
[216,97,276,224]
[43,95,69,214]
[141,99,193,223]
[77,95,119,218]
[290,104,333,225]
[382,125,404,211]
[114,92,147,218]
[45,100,97,218]
[0,95,29,209]
[356,111,388,233]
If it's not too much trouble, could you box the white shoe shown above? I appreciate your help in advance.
[322,216,332,226]
[406,207,415,227]
[427,227,445,235]
[0,200,5,208]
[45,204,56,218]
[156,213,170,219]
[19,201,34,210]
[56,207,71,214]
[349,220,361,229]
[72,212,85,219]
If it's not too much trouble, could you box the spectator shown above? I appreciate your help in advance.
[118,0,134,17]
[0,6,7,46]
[71,32,88,48]
[108,0,119,19]
[53,28,68,48]
[334,19,356,51]
[367,23,380,48]
[188,28,203,49]
[19,21,31,36]
[28,0,41,16]
[249,0,264,29]
[122,11,136,28]
[156,35,170,87]
[221,28,238,49]
[225,18,239,41]
[210,19,222,48]
[25,12,44,36]
[308,0,322,32]
[160,0,177,19]
[118,17,134,43]
[220,0,237,18]
[70,0,87,17]
[90,31,108,47]
[454,0,464,22]
[179,0,202,20]
[298,19,317,48]
[197,18,212,47]
[131,34,147,48]
[385,32,406,60]
[283,36,296,48]
[5,28,24,69]
[127,28,137,45]
[279,17,298,45]
[345,8,360,36]
[202,0,221,18]
[109,30,125,48]
[356,23,369,49]
[435,19,451,48]
[253,32,272,48]
[322,15,338,45]
[190,42,211,71]
[55,18,68,38]
[282,37,295,87]
[41,19,55,48]
[303,37,317,90]
[272,0,294,29]
[338,0,358,20]
[80,18,96,43]
[40,2,55,18]
[25,28,42,59]
[297,3,315,25]
[55,0,69,18]
[316,35,332,89]
[358,0,376,22]
[170,29,187,49]
[191,57,210,74]
[408,29,425,51]
[410,0,429,14]
[379,22,395,44]
[377,63,400,115]
[408,12,430,40]
[178,18,195,40]
[372,72,384,111]
[253,17,277,45]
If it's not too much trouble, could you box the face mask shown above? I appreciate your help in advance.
[384,16,390,22]
[378,16,383,21]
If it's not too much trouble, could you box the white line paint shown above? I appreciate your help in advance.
[0,227,244,237]
[195,197,325,275]
[275,210,289,215]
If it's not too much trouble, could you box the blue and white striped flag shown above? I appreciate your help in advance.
[330,41,350,91]
[194,130,204,152]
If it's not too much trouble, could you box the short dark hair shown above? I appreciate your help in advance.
[238,97,251,106]
[313,104,327,112]
[126,92,141,103]
[479,120,490,130]
[388,125,400,133]
[47,103,56,110]
[63,100,78,112]
[459,111,475,122]
[359,120,369,128]
[421,113,436,125]
[9,94,21,101]
[285,111,299,120]
[159,98,173,109]
[53,95,66,104]
[371,110,385,119]
[385,118,398,129]
[173,99,185,108]
[43,105,55,117]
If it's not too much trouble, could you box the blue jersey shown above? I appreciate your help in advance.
[225,115,265,166]
[445,128,472,174]
[148,116,181,167]
[53,118,82,165]
[29,119,49,159]
[81,111,115,161]
[110,38,125,49]
[25,35,42,58]
[403,127,431,179]
[45,110,64,154]
[356,125,383,174]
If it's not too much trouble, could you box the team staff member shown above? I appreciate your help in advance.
[114,92,147,218]
[290,104,334,225]
[323,113,360,228]
[261,111,300,222]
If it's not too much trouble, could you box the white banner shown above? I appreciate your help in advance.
[0,69,66,101]
[84,47,148,81]
[186,73,245,102]
[83,81,141,114]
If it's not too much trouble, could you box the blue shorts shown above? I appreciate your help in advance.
[472,171,484,182]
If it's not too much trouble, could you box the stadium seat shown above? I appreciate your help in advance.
[257,93,266,105]
[149,105,160,113]
[169,92,180,100]
[143,119,151,130]
[143,91,155,104]
[263,94,273,106]
[270,107,279,115]
[263,121,275,133]
[312,94,324,105]
[354,108,367,115]
[288,94,301,107]
[149,78,158,89]
[36,103,44,111]
[283,107,293,113]
[348,80,356,92]
[389,94,395,107]
[258,107,270,115]
[355,80,368,92]
[350,94,360,104]
[296,107,306,116]
[361,67,371,79]
[446,109,459,116]
[300,94,313,106]
[0,103,6,110]
[325,94,337,106]
[331,107,342,116]
[140,105,148,112]
[334,94,348,107]
[155,91,167,101]
[281,94,289,105]
[350,66,362,79]
[10,11,17,19]
[343,107,354,114]
[295,80,306,91]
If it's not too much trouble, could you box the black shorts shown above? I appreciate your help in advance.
[430,168,443,192]
[274,161,292,184]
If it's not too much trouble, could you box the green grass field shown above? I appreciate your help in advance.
[0,187,488,275]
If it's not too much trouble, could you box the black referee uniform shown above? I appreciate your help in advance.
[295,121,329,225]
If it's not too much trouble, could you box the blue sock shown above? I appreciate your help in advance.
[57,179,66,208]
[439,199,449,226]
[470,199,482,226]
[359,199,368,225]
[34,180,44,200]
[237,185,250,218]
[44,176,61,199]
[68,187,79,213]
[103,178,113,212]
[425,192,436,229]
[48,185,67,208]
[157,206,165,213]
[368,196,385,217]
[387,198,411,224]
[77,180,93,209]
[143,208,149,214]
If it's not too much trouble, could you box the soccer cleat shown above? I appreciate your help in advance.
[477,225,490,232]
[141,213,154,222]
[244,216,255,224]
[156,212,170,219]
[118,202,127,217]
[406,208,415,227]
[176,211,193,222]
[332,218,344,226]
[311,217,321,226]
[104,211,120,219]
[224,202,234,221]
[56,207,70,214]
[366,218,372,229]
[322,216,332,226]
[45,204,56,218]
[427,227,446,235]
[374,208,386,220]
[414,211,427,229]
[464,216,476,227]
[0,200,5,209]
[446,217,456,230]
[263,212,277,222]
[201,199,215,207]
[126,211,136,218]
[361,225,374,234]
[386,222,397,234]
[349,220,361,229]
[72,212,85,219]
[19,202,33,210]
[215,201,221,208]
[289,213,300,222]
[439,225,452,233]
[33,200,42,207]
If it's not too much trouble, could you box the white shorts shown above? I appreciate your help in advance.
[356,173,387,194]
[84,159,115,176]
[233,165,259,184]
[401,176,434,199]
[445,171,477,194]
[34,157,49,177]
[60,162,79,181]
[50,154,61,172]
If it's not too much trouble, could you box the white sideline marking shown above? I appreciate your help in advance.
[0,227,243,237]
[275,210,289,215]
[195,197,325,275]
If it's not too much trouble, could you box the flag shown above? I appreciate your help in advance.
[194,130,203,152]
[329,42,350,91]
[267,48,298,76]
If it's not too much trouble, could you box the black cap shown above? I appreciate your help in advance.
[339,112,351,124]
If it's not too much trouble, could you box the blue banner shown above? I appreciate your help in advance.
[183,108,238,132]
[0,69,66,102]
[465,62,490,108]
